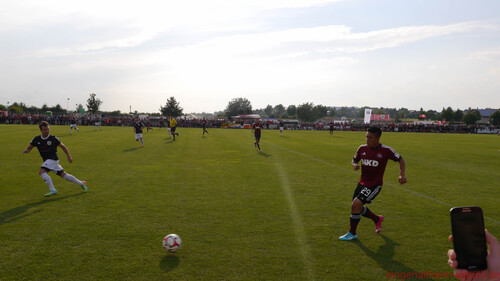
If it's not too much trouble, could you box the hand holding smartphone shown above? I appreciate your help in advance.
[450,206,488,271]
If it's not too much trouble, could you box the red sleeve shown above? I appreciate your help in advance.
[353,146,362,163]
[386,146,401,162]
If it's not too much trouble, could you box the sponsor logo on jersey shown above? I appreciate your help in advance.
[377,153,383,158]
[47,141,52,145]
[361,159,379,167]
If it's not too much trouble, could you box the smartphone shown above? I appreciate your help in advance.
[450,206,488,271]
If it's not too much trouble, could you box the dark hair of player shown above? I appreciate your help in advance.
[39,121,49,130]
[367,126,382,138]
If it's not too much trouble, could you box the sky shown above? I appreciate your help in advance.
[1,0,499,114]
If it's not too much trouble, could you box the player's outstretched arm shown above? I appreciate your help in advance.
[398,157,407,184]
[58,143,73,163]
[23,144,34,154]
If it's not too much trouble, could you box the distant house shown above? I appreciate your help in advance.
[477,109,499,124]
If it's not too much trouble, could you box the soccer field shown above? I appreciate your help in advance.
[1,124,499,281]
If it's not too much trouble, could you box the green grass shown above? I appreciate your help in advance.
[0,125,499,280]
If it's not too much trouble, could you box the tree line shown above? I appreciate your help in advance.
[2,95,499,125]
[223,98,500,125]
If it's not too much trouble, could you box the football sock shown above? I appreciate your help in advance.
[257,143,261,150]
[41,173,56,192]
[141,139,144,146]
[349,213,361,235]
[361,206,380,223]
[63,174,83,186]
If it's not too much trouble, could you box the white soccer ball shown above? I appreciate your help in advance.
[163,234,182,253]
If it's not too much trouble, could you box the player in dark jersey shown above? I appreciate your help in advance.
[159,117,164,130]
[70,117,79,135]
[339,127,407,241]
[94,115,102,131]
[279,121,284,136]
[23,121,87,197]
[252,119,264,151]
[146,117,153,132]
[133,118,146,147]
[329,121,334,135]
[201,118,209,135]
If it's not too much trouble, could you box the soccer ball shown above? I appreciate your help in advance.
[163,234,182,253]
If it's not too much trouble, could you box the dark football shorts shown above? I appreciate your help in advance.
[254,134,261,141]
[171,127,176,133]
[352,183,382,204]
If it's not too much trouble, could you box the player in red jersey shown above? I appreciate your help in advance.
[339,126,407,241]
[252,119,264,151]
[201,118,209,135]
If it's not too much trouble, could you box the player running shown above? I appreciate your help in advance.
[169,116,179,141]
[146,117,153,132]
[23,121,87,197]
[70,117,79,135]
[133,118,146,147]
[279,120,284,136]
[339,126,407,241]
[329,121,334,135]
[159,116,164,130]
[201,118,209,135]
[252,119,264,151]
[94,115,102,131]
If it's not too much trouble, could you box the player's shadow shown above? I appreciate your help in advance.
[0,193,83,226]
[353,234,435,281]
[123,147,141,152]
[258,151,272,157]
[159,255,180,272]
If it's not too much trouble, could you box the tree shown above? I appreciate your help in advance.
[274,104,286,118]
[454,109,464,122]
[287,105,297,117]
[0,104,6,111]
[224,98,252,118]
[489,110,500,126]
[296,102,315,122]
[76,104,85,114]
[394,112,401,123]
[8,105,23,113]
[462,110,481,125]
[441,107,454,121]
[313,104,328,119]
[87,93,103,113]
[160,96,184,118]
[328,107,335,117]
[264,104,273,117]
[425,110,439,121]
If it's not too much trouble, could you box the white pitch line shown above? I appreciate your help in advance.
[266,142,500,225]
[275,162,316,281]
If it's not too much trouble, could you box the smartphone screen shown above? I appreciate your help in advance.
[450,207,488,271]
